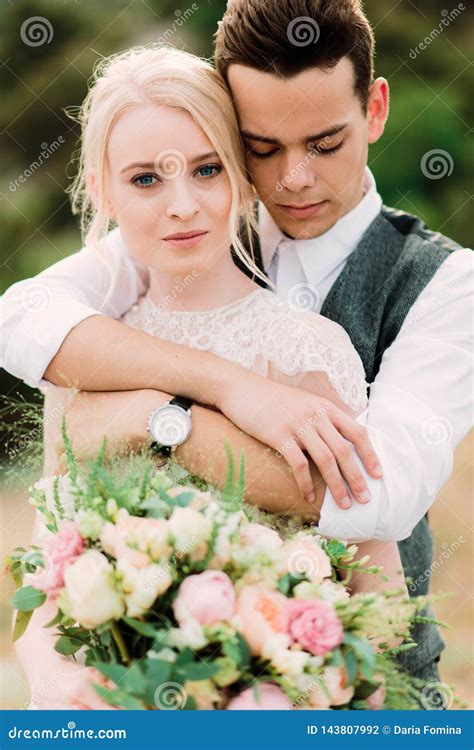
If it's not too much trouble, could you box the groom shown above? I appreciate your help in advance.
[1,0,471,691]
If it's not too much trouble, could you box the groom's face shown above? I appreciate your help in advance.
[228,57,387,240]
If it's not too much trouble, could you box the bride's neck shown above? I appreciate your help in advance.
[146,254,258,312]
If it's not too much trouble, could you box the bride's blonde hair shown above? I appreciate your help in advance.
[68,45,271,297]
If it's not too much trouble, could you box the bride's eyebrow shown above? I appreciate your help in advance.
[120,152,220,174]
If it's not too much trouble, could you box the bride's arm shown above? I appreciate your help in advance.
[49,387,323,520]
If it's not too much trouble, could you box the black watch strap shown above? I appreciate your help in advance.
[169,395,193,411]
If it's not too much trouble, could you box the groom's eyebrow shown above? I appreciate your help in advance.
[240,123,348,144]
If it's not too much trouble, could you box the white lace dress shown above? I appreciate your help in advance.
[122,288,368,414]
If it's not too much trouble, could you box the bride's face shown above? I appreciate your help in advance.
[102,102,233,277]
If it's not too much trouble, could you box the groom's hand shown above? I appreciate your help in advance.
[218,376,383,508]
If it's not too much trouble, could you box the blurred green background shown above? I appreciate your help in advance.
[0,0,472,709]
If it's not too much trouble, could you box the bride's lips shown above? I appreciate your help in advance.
[163,230,209,248]
[277,200,329,219]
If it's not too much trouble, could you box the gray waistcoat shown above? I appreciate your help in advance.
[235,205,462,676]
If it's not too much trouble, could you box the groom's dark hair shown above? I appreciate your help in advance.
[215,0,375,110]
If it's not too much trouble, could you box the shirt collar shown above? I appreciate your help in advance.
[259,167,382,278]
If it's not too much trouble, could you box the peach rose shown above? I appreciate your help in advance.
[236,586,288,656]
[309,666,354,708]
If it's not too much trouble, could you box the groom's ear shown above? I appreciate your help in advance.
[86,171,116,220]
[366,77,390,145]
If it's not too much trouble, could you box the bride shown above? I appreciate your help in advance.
[15,46,407,709]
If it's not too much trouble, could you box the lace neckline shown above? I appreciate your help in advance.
[143,287,263,317]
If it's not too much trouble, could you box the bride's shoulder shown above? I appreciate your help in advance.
[255,289,353,349]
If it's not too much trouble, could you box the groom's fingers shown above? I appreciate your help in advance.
[281,443,315,502]
[316,421,370,505]
[300,432,351,509]
[332,411,384,480]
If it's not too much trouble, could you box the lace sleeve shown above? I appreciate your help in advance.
[262,305,369,414]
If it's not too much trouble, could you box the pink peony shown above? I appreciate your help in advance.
[30,521,84,597]
[227,683,291,710]
[173,570,236,626]
[236,586,288,656]
[279,599,343,656]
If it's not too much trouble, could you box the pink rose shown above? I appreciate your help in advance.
[30,521,84,597]
[236,586,288,656]
[279,599,343,656]
[227,683,291,710]
[173,570,236,626]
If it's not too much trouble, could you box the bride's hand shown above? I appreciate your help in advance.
[217,373,382,508]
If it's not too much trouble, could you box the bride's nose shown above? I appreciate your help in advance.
[165,179,200,221]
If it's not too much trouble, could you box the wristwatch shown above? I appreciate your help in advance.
[147,396,193,459]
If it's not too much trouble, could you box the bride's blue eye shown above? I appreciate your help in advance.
[132,173,158,188]
[195,164,222,179]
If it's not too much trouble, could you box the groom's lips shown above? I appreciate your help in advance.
[277,200,329,219]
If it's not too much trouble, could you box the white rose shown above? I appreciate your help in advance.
[63,550,124,629]
[169,507,211,553]
[116,559,172,618]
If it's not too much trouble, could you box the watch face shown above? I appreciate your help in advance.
[149,405,191,446]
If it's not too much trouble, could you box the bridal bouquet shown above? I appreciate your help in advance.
[7,424,430,710]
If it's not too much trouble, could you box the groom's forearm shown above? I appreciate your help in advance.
[44,315,241,409]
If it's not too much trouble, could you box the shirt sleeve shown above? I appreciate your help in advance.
[0,228,149,388]
[317,247,473,542]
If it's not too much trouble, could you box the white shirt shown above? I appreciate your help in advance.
[1,169,472,542]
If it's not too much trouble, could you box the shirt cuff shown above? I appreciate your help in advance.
[5,302,104,389]
[316,408,381,542]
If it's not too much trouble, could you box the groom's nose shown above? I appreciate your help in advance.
[280,151,317,192]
